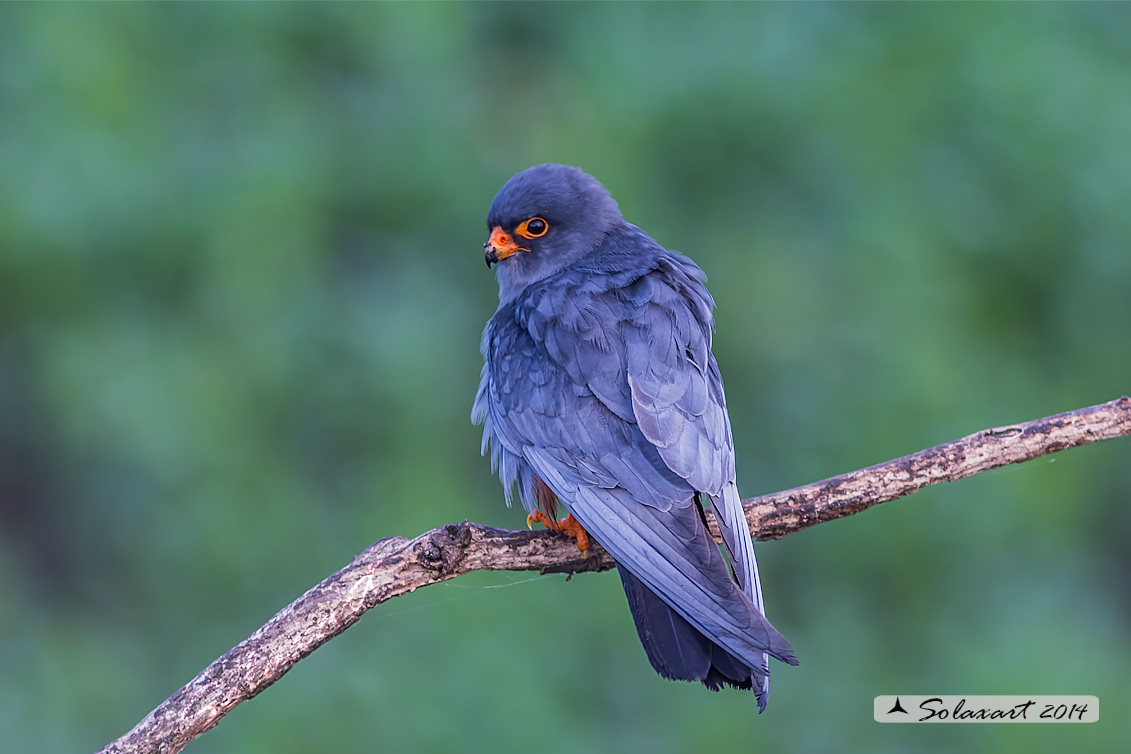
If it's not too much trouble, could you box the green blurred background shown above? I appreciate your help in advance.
[1,3,1128,753]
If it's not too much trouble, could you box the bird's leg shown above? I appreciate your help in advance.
[527,510,590,555]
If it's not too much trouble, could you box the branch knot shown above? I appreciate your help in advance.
[419,521,474,571]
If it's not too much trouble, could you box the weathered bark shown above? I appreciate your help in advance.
[98,396,1130,754]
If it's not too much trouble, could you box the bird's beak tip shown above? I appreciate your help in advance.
[483,226,526,267]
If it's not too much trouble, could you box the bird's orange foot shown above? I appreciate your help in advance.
[527,511,590,555]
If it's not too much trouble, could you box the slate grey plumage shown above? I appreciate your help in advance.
[473,164,797,709]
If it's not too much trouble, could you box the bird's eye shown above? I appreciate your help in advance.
[517,217,549,238]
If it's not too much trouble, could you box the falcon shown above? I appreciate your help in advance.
[472,164,797,709]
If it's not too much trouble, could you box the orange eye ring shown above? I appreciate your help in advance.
[516,217,549,239]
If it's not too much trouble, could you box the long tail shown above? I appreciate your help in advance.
[529,452,796,710]
[618,567,765,701]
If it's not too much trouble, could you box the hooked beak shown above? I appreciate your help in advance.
[484,226,528,267]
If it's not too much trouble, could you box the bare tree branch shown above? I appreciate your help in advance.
[98,396,1130,754]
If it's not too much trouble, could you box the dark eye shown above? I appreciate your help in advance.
[517,217,548,238]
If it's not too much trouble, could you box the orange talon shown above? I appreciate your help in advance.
[527,510,590,555]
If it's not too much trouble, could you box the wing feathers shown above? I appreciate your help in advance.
[554,479,796,668]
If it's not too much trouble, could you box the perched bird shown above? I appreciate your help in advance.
[473,164,797,709]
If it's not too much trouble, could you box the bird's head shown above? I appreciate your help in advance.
[484,164,623,299]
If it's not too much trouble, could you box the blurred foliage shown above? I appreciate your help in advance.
[1,3,1128,753]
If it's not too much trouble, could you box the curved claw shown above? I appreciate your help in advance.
[526,510,590,555]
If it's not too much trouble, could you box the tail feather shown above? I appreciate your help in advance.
[618,567,771,710]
